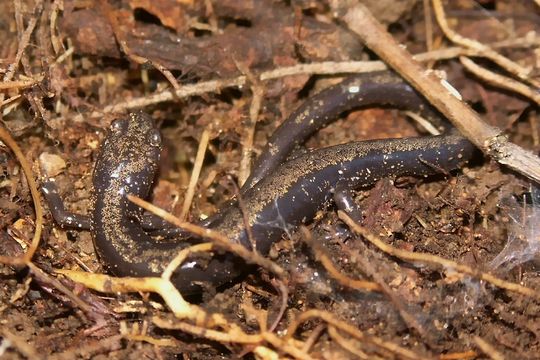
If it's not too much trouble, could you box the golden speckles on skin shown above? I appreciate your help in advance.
[215,134,471,241]
[88,97,475,289]
[295,109,312,124]
[348,85,360,93]
[268,142,279,156]
[92,112,166,276]
[212,74,476,259]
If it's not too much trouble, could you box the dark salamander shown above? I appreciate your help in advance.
[42,72,477,294]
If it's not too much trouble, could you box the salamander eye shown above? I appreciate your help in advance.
[148,129,162,147]
[110,119,128,135]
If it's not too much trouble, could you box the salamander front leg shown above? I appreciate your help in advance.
[41,180,92,230]
[138,214,191,238]
[42,179,191,238]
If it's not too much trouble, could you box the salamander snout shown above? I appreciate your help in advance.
[108,112,161,143]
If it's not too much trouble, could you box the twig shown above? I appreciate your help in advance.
[237,62,265,186]
[405,111,442,135]
[251,346,281,360]
[225,176,257,251]
[56,267,202,322]
[0,0,43,112]
[99,0,181,92]
[300,227,381,292]
[54,46,74,65]
[423,0,434,53]
[128,195,286,279]
[0,77,42,91]
[2,0,42,83]
[336,237,428,339]
[338,211,540,300]
[342,3,540,184]
[155,319,263,344]
[179,129,210,221]
[161,243,213,282]
[149,62,182,92]
[49,0,63,54]
[152,317,315,360]
[99,76,246,115]
[285,309,429,360]
[473,336,505,360]
[28,263,92,313]
[261,331,315,360]
[124,334,179,347]
[48,335,123,359]
[0,126,43,265]
[0,94,22,108]
[0,328,41,360]
[328,326,369,359]
[432,0,538,87]
[301,324,326,355]
[267,279,289,333]
[529,112,539,147]
[414,34,540,62]
[460,56,540,105]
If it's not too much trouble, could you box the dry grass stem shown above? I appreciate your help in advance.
[338,211,540,300]
[128,195,286,278]
[460,56,540,105]
[0,126,43,265]
[180,129,210,220]
[432,0,538,87]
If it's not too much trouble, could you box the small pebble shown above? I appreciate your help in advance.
[39,152,66,177]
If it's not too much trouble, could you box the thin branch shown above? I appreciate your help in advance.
[342,3,540,184]
[460,56,540,105]
[338,211,540,300]
[0,125,43,265]
[473,336,505,360]
[3,0,43,83]
[0,77,42,91]
[285,309,428,360]
[237,62,265,187]
[432,0,538,87]
[179,129,210,221]
[300,227,381,292]
[128,195,286,279]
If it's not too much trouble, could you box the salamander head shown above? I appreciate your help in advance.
[93,111,162,198]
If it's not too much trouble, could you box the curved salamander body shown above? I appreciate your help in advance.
[44,73,477,294]
[243,71,449,190]
[90,112,164,277]
[89,113,244,287]
[94,116,473,293]
[87,112,245,288]
[213,134,473,256]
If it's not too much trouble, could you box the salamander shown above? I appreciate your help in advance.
[242,71,449,190]
[42,72,477,294]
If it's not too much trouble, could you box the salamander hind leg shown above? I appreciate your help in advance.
[333,183,363,222]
